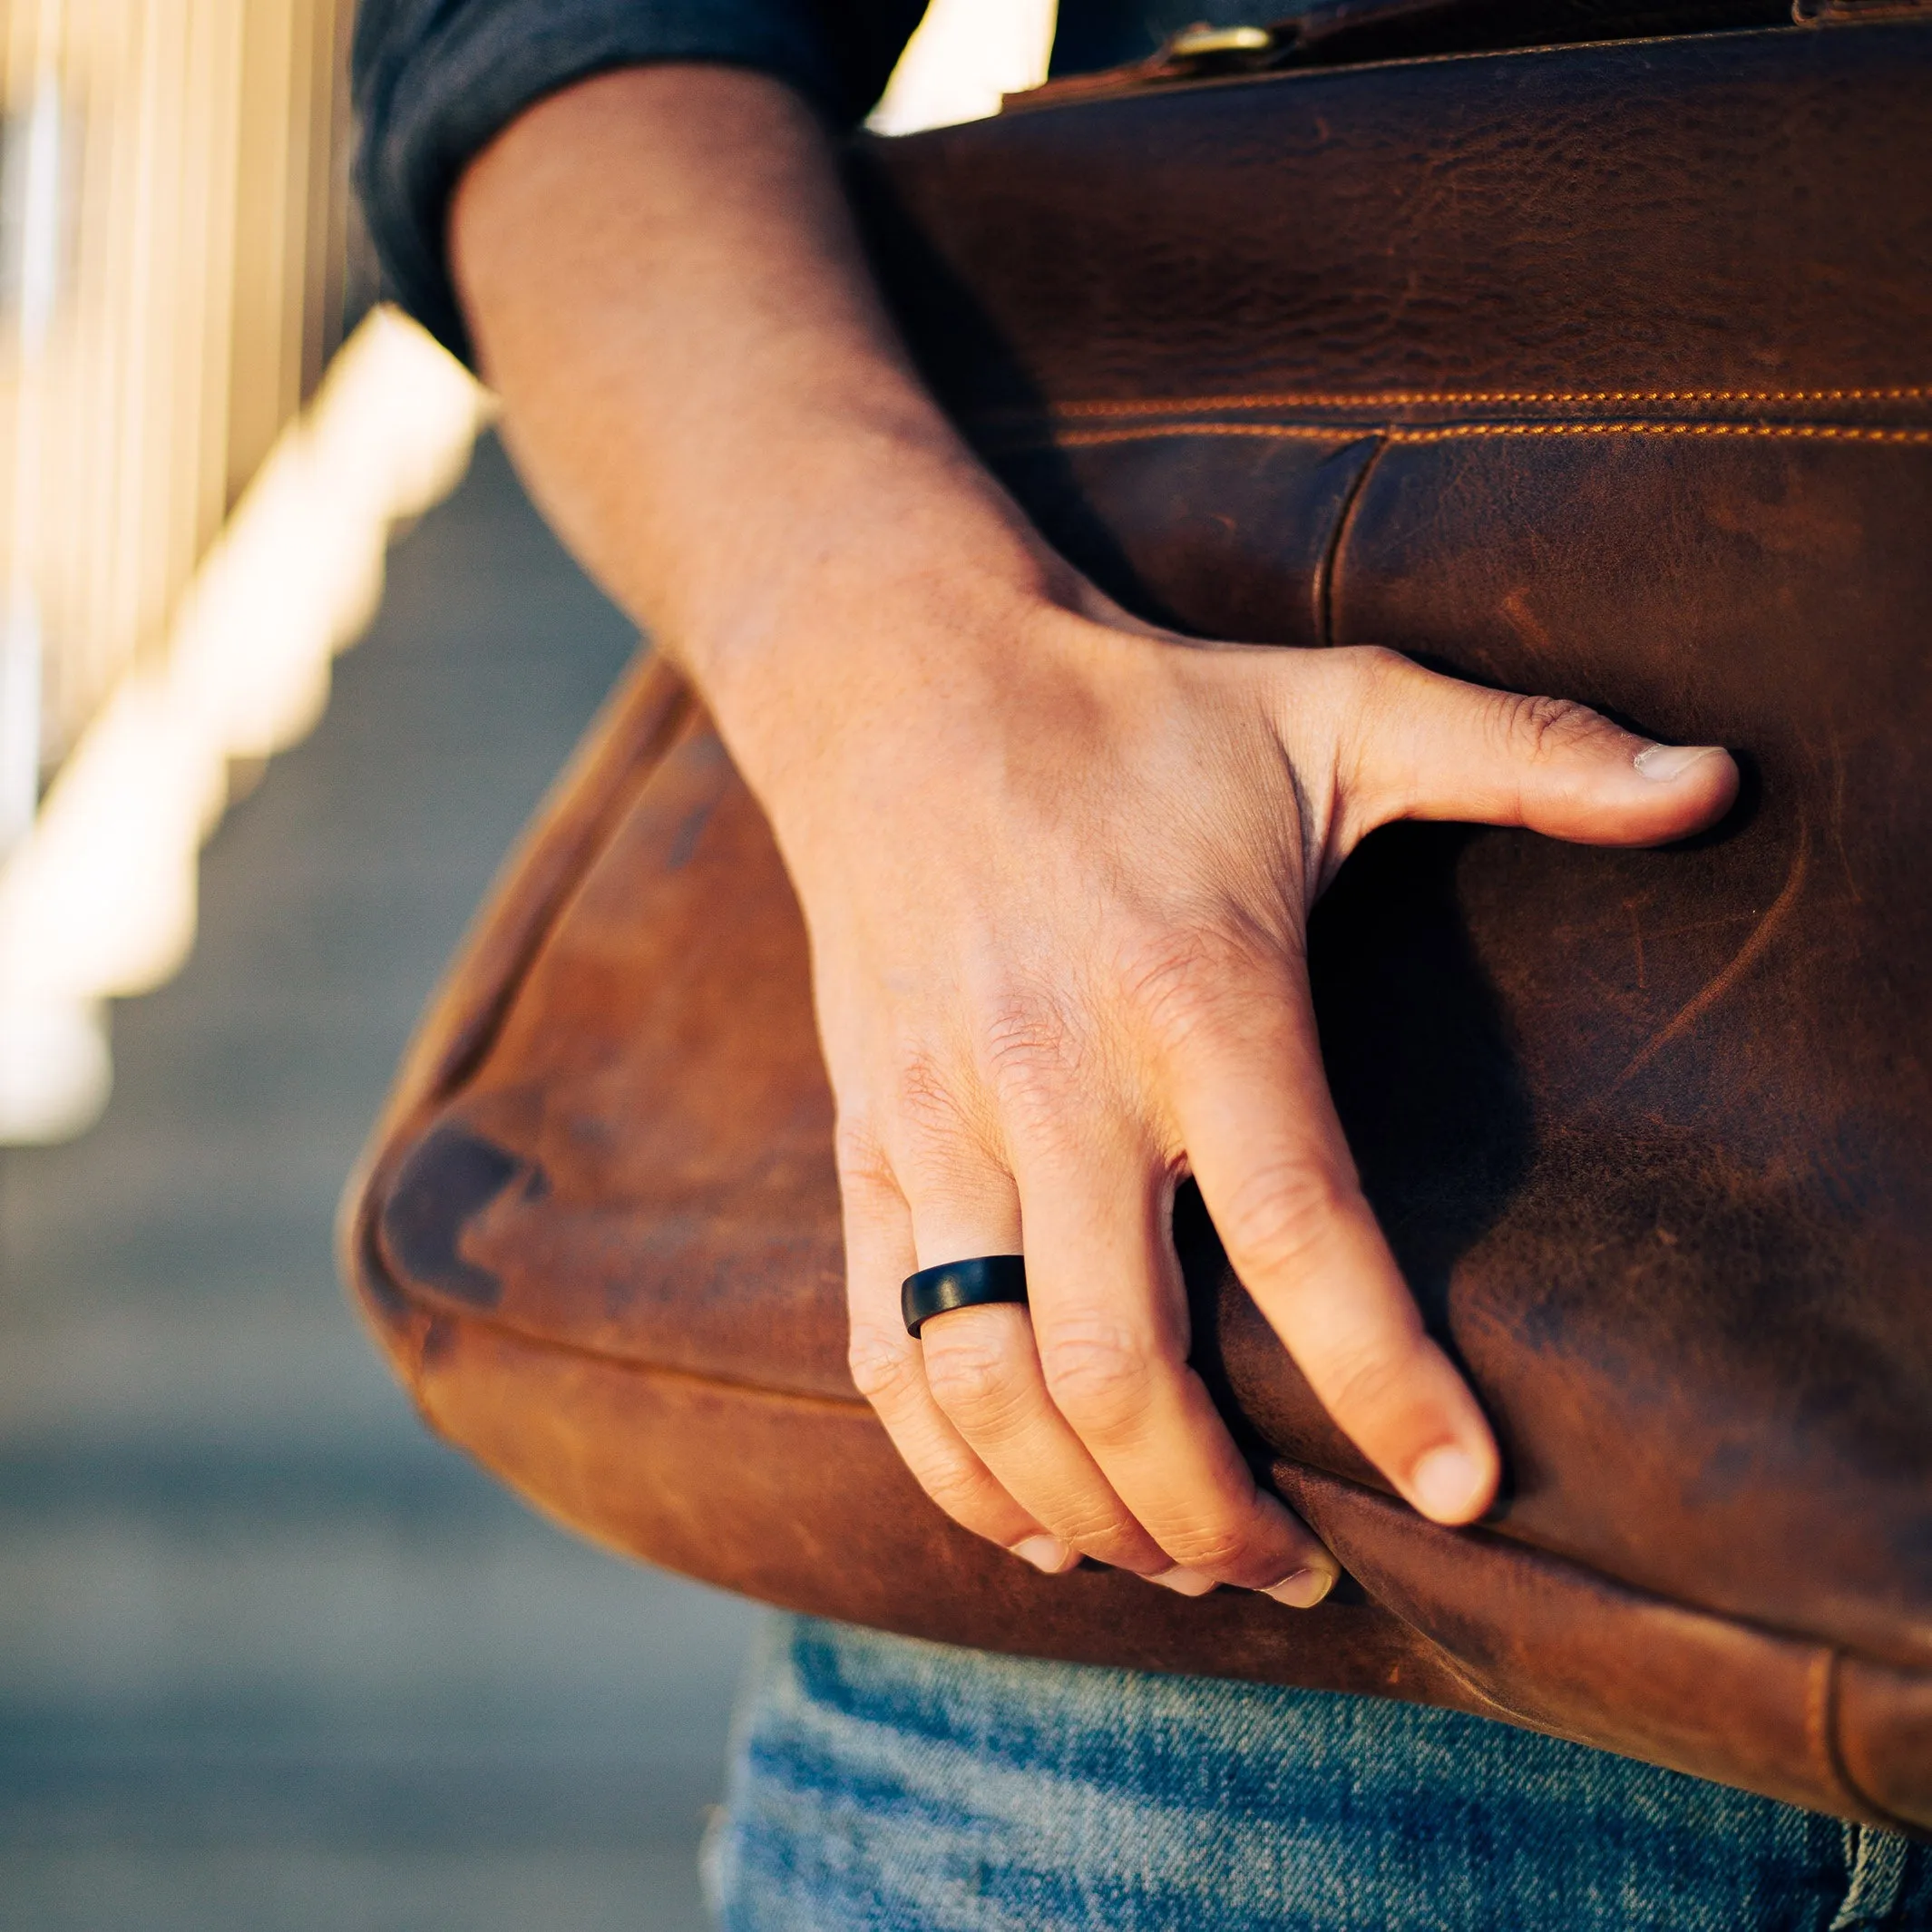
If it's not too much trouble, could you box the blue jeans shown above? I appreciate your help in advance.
[704,1615,1930,1931]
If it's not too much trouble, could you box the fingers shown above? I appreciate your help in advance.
[1155,960,1500,1527]
[836,1120,1074,1574]
[901,1132,1176,1582]
[841,1091,1338,1605]
[994,1098,1332,1596]
[1334,648,1739,849]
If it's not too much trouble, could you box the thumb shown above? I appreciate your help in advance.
[1337,648,1739,847]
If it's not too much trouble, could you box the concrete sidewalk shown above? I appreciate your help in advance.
[0,435,756,1932]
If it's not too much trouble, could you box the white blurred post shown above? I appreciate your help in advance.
[869,0,1057,134]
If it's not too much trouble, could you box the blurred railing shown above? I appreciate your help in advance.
[1,0,357,814]
[0,0,489,1142]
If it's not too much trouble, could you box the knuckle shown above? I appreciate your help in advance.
[1113,923,1263,1057]
[1332,643,1416,722]
[1493,691,1601,766]
[976,985,1081,1124]
[1114,929,1209,1031]
[1321,1338,1423,1428]
[833,1114,895,1194]
[882,1050,1000,1203]
[1159,1521,1257,1576]
[1054,1503,1144,1551]
[845,1326,921,1407]
[915,1458,1007,1533]
[1346,643,1410,695]
[1331,647,1425,805]
[890,1042,974,1142]
[1217,1156,1354,1281]
[921,1322,1031,1430]
[1037,1315,1160,1437]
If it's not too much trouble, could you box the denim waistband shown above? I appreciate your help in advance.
[705,1613,1927,1931]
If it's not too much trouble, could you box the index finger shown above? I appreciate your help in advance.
[1156,959,1498,1526]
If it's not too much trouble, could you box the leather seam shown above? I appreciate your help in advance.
[387,1285,1932,1703]
[1816,1645,1924,1839]
[1029,424,1354,447]
[1810,1646,1851,1809]
[1816,1646,1925,1836]
[1394,421,1932,444]
[1041,420,1932,449]
[1315,434,1383,650]
[1041,385,1932,416]
[409,1299,873,1415]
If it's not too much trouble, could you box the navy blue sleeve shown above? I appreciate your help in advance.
[353,0,927,363]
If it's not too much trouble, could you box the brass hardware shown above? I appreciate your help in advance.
[1165,24,1276,59]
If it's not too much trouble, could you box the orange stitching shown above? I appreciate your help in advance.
[1047,424,1357,448]
[1045,385,1932,418]
[1043,420,1932,450]
[1394,421,1932,445]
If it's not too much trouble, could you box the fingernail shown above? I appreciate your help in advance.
[1634,744,1723,783]
[1011,1535,1074,1574]
[1262,1566,1336,1610]
[1147,1566,1219,1597]
[1409,1444,1488,1522]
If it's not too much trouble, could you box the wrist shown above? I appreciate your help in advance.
[663,422,1065,761]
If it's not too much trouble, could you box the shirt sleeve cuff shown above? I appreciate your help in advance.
[353,0,874,365]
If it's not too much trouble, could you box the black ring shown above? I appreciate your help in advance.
[902,1254,1029,1338]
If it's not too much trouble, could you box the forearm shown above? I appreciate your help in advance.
[449,63,1050,751]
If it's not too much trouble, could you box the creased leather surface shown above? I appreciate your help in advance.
[343,20,1932,1829]
[852,24,1932,410]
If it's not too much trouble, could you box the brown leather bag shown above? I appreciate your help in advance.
[342,10,1932,1830]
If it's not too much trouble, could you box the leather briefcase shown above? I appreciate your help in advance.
[342,6,1932,1830]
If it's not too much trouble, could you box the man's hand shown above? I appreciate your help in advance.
[451,63,1738,1605]
[730,572,1734,1602]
